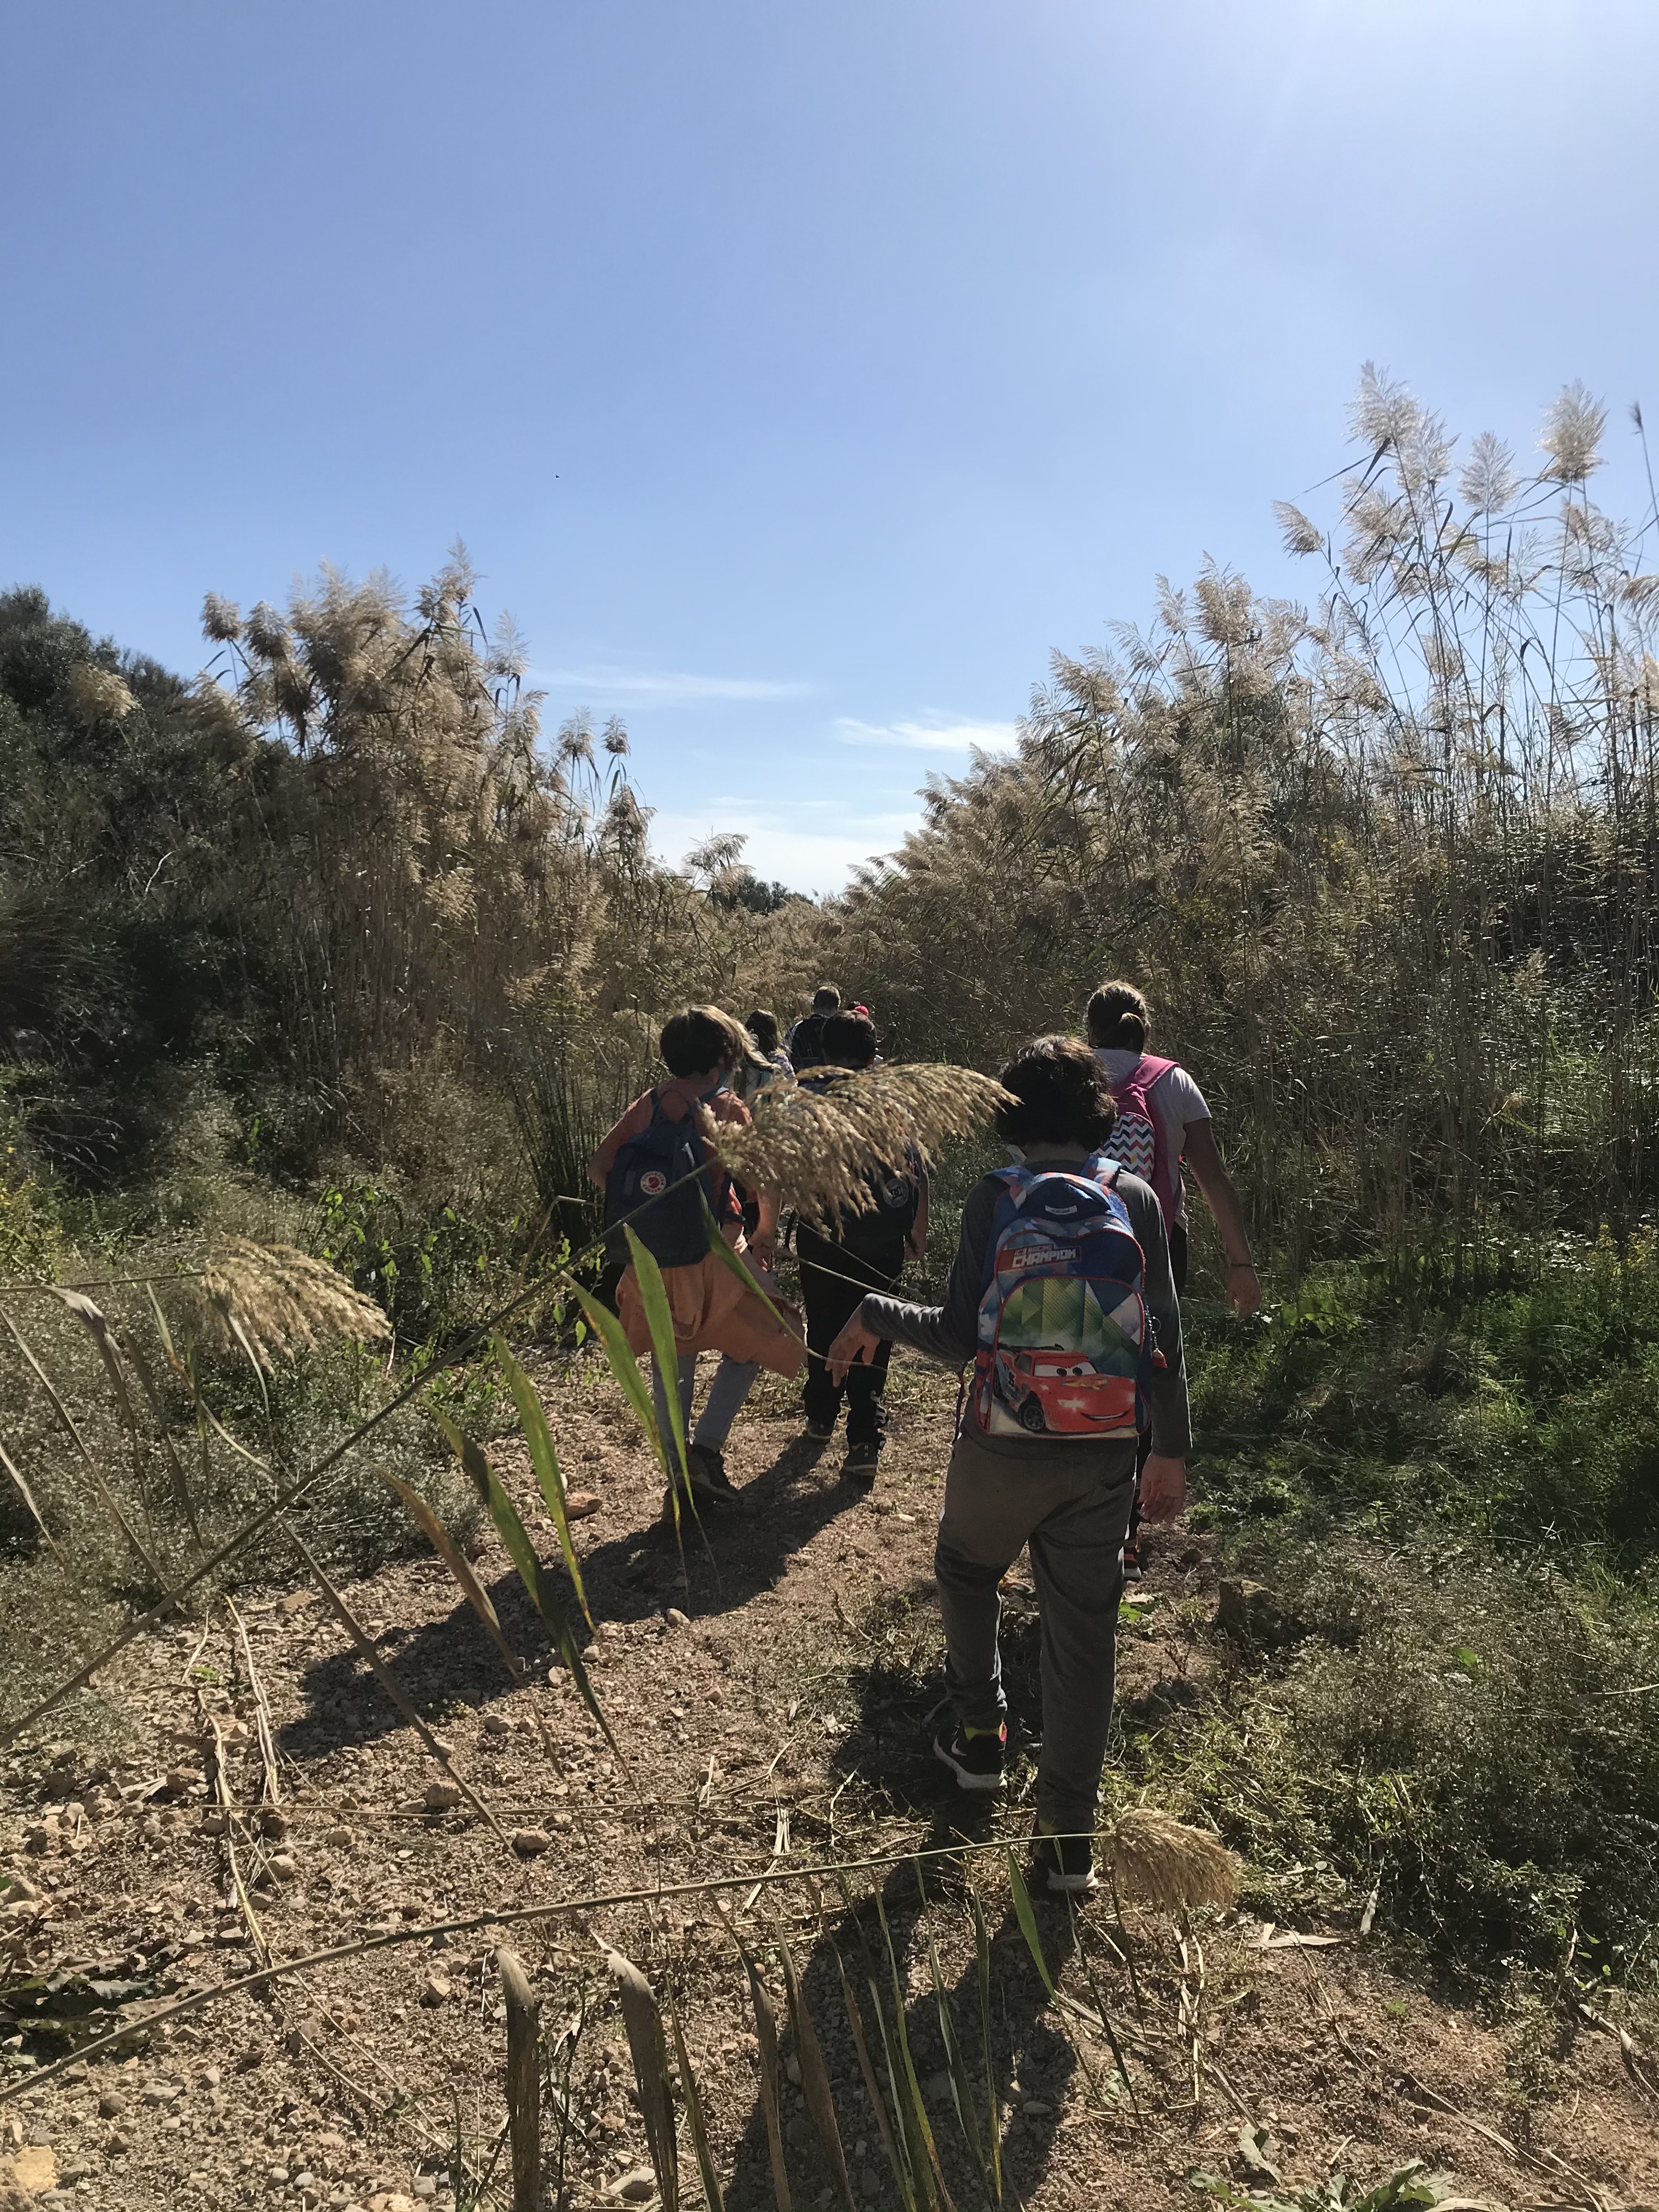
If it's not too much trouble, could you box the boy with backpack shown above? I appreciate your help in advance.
[1085,979,1258,1576]
[794,1011,928,1485]
[588,1006,804,1510]
[826,1035,1189,1892]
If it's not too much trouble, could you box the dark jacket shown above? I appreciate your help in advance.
[787,1012,832,1069]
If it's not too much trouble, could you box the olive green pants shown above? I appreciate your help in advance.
[934,1421,1136,1837]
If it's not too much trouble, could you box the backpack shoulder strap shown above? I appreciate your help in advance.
[978,1165,1030,1271]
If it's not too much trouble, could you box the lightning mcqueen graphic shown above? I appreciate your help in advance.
[994,1346,1139,1434]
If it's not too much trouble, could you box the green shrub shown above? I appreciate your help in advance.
[1144,1542,1659,1991]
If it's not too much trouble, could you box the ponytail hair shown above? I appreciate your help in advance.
[1085,980,1151,1052]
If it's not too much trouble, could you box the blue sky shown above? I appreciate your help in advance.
[5,0,1658,891]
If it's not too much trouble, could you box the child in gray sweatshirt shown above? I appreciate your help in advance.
[827,1035,1190,1892]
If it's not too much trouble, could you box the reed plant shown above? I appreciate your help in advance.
[825,371,1659,1287]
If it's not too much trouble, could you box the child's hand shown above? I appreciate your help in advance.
[905,1229,927,1262]
[1139,1454,1187,1522]
[827,1316,881,1384]
[749,1235,776,1277]
[1226,1261,1262,1315]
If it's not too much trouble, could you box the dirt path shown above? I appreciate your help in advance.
[2,1351,1654,2211]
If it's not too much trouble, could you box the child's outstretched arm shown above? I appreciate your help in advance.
[830,1176,991,1379]
[1182,1120,1261,1314]
[587,1095,648,1189]
[749,1187,781,1269]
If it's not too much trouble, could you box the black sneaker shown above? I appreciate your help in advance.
[687,1445,757,1509]
[1030,1830,1096,1894]
[803,1417,836,1442]
[664,1448,756,1525]
[842,1439,882,1487]
[933,1720,1007,1793]
[1120,1533,1144,1585]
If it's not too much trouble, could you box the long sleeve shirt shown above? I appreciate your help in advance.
[859,1157,1192,1462]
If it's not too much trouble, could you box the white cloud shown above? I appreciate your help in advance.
[649,799,921,897]
[533,664,808,705]
[834,713,1018,752]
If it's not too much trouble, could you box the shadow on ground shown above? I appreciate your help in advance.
[718,1819,1094,2212]
[275,1430,875,1762]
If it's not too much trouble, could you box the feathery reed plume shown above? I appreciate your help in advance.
[243,600,291,660]
[1458,430,1519,516]
[701,1063,1013,1223]
[1109,1809,1239,1912]
[197,1239,390,1370]
[67,664,136,721]
[1540,380,1606,483]
[1349,359,1420,451]
[1272,500,1324,556]
[200,592,244,644]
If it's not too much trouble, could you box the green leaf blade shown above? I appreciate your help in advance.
[1006,1848,1056,1996]
[432,1412,622,1760]
[623,1226,691,1490]
[571,1284,668,1478]
[494,1336,592,1627]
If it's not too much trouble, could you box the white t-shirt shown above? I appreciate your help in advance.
[1096,1049,1210,1226]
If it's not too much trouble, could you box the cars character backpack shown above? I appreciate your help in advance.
[602,1090,724,1268]
[1102,1054,1182,1225]
[970,1159,1159,1440]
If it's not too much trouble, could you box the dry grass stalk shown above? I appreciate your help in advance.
[196,1689,270,1969]
[1109,1808,1239,1912]
[227,1596,283,1815]
[702,1062,1013,1224]
[198,1238,390,1369]
[0,1303,167,1585]
[0,1825,1248,2108]
[0,1432,56,1554]
[497,1949,543,2212]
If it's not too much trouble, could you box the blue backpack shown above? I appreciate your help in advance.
[970,1158,1158,1440]
[603,1090,725,1268]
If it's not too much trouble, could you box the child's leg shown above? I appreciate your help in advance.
[934,1426,1045,1737]
[1024,1455,1137,1840]
[797,1225,859,1431]
[1127,1222,1182,1564]
[844,1333,895,1448]
[935,1539,1007,1733]
[692,1357,758,1453]
[844,1246,902,1447]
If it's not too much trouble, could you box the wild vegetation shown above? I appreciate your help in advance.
[2,370,1657,2208]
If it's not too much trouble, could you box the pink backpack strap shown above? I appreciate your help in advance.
[1128,1053,1176,1088]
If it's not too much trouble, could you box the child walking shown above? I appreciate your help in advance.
[741,1008,794,1101]
[794,1011,928,1485]
[588,1006,804,1510]
[1085,979,1257,1576]
[827,1036,1189,1892]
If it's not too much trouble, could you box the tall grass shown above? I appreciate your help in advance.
[826,370,1659,1288]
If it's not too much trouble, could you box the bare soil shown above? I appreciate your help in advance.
[2,1351,1655,2212]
